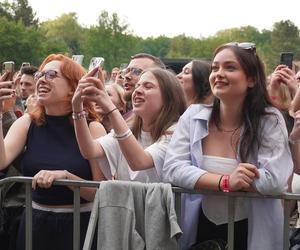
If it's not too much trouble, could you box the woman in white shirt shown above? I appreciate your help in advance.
[163,42,293,250]
[72,67,186,182]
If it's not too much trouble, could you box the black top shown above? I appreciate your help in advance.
[21,114,92,205]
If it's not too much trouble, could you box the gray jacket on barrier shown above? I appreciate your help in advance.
[84,180,182,250]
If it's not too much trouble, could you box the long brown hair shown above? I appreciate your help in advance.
[131,68,187,142]
[29,54,100,125]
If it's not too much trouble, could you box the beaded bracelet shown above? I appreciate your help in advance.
[72,111,87,120]
[112,129,133,141]
[221,174,230,192]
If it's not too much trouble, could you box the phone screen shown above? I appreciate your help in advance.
[280,52,294,69]
[88,57,105,77]
[2,61,15,81]
[72,55,84,65]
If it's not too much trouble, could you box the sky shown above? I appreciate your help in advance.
[26,0,300,39]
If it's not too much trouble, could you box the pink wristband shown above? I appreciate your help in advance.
[221,174,230,192]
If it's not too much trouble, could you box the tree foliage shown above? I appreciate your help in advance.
[0,0,299,74]
[41,13,84,55]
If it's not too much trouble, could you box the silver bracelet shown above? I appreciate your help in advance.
[112,129,133,140]
[72,111,87,120]
[0,112,2,121]
[289,138,300,145]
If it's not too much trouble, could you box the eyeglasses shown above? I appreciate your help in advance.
[34,70,60,81]
[226,42,256,52]
[122,67,143,77]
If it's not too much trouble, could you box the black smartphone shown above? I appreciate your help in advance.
[280,52,294,69]
[2,61,15,81]
[88,57,105,77]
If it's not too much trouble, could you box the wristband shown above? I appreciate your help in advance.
[105,107,118,116]
[72,110,87,120]
[221,174,230,192]
[218,175,224,191]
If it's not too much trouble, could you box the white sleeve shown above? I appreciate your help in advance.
[96,132,121,179]
[253,109,293,194]
[145,129,174,180]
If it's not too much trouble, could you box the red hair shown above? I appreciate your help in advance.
[29,54,100,125]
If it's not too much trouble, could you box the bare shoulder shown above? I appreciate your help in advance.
[88,121,106,139]
[8,113,31,133]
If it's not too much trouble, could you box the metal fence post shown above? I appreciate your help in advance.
[73,186,81,250]
[25,182,32,250]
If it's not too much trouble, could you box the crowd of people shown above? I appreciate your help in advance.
[0,43,299,250]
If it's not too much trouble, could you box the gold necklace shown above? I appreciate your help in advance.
[218,126,241,133]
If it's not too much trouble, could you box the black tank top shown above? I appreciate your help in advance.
[21,114,92,205]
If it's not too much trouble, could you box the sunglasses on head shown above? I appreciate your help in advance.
[226,42,256,52]
[34,70,60,81]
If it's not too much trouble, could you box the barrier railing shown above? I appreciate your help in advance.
[1,176,300,250]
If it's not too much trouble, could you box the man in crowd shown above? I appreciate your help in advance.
[122,53,165,125]
[19,66,38,108]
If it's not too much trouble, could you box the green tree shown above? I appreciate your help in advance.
[270,20,300,71]
[41,13,84,55]
[137,36,171,58]
[0,17,43,67]
[12,0,38,27]
[82,11,139,71]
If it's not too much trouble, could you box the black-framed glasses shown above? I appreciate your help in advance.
[34,70,60,81]
[226,42,256,52]
[122,67,143,77]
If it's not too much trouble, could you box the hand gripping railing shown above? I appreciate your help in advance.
[1,176,300,250]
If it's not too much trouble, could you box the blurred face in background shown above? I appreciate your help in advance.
[20,74,36,100]
[123,57,155,102]
[177,62,195,100]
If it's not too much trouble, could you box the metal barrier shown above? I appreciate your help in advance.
[1,176,300,250]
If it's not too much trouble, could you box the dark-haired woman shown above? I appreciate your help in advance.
[163,43,293,250]
[177,59,213,106]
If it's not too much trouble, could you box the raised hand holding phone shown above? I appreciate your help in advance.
[0,72,16,112]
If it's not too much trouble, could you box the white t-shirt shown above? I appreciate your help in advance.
[96,124,176,183]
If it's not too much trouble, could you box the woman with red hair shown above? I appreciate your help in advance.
[0,54,106,250]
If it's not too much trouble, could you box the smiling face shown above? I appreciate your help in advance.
[209,48,254,104]
[132,71,163,124]
[36,60,72,113]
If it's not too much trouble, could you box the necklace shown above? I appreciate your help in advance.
[218,126,241,133]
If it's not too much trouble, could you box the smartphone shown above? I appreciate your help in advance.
[72,55,84,65]
[88,57,105,77]
[280,52,294,69]
[2,61,15,81]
